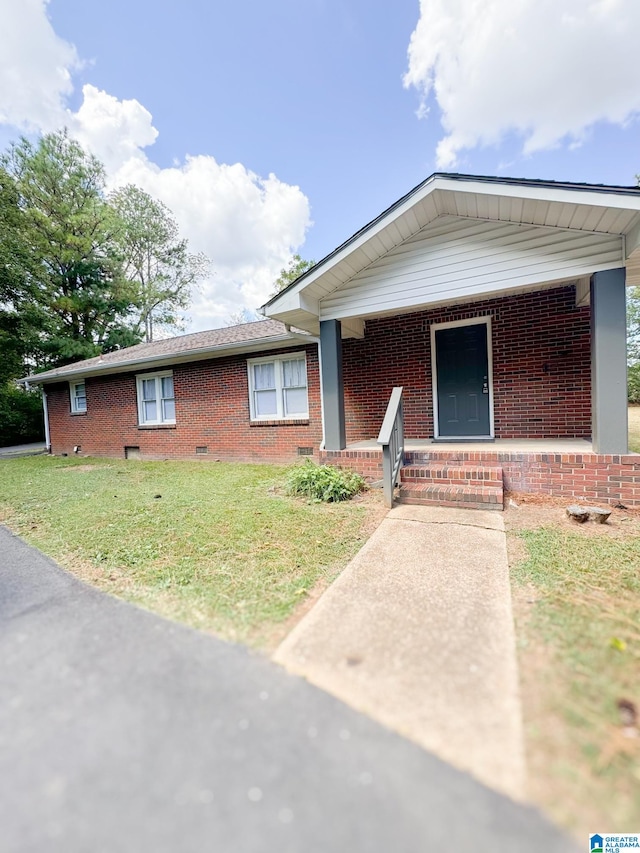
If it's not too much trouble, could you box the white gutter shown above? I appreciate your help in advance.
[283,325,319,344]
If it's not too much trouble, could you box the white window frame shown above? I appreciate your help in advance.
[247,352,309,421]
[70,380,87,414]
[136,370,176,426]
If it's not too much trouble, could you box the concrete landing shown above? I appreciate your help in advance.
[274,504,526,801]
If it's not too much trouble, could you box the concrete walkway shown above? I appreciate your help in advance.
[0,525,575,852]
[274,504,526,801]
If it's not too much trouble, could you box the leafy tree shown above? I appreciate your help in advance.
[628,286,640,361]
[0,384,43,446]
[0,166,30,306]
[110,184,209,341]
[628,286,640,403]
[0,167,31,375]
[0,165,44,445]
[272,254,315,294]
[224,308,260,326]
[2,130,138,367]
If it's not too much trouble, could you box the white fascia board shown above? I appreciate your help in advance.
[22,335,308,386]
[431,176,640,213]
[265,288,320,319]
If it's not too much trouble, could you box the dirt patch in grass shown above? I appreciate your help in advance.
[57,464,110,473]
[506,491,640,538]
[505,493,640,837]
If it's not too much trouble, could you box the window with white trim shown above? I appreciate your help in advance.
[136,371,176,425]
[70,381,87,413]
[248,354,308,420]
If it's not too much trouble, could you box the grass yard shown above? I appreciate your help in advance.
[629,405,640,452]
[506,501,640,838]
[0,455,384,648]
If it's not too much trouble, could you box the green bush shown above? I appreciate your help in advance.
[629,363,640,403]
[285,461,366,502]
[0,383,44,446]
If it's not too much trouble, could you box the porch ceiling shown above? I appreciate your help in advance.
[263,173,640,337]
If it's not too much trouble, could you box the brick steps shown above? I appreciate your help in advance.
[397,464,504,511]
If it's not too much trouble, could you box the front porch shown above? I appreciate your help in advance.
[263,173,640,507]
[320,438,640,509]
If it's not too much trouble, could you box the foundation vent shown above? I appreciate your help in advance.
[297,446,314,456]
[125,446,141,460]
[195,446,208,455]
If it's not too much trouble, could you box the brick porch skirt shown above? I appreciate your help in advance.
[319,448,640,507]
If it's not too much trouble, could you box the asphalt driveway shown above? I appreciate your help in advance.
[0,526,576,852]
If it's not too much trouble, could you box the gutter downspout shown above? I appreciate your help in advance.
[284,324,325,452]
[41,387,51,453]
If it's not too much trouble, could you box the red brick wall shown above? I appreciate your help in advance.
[319,448,640,506]
[46,286,591,461]
[46,345,322,462]
[342,285,591,442]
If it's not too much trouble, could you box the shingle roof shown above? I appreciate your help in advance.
[23,320,306,384]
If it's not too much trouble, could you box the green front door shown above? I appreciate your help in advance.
[434,322,491,438]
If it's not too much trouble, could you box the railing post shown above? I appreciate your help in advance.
[377,387,404,509]
[382,443,393,508]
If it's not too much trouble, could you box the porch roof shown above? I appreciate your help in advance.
[262,173,640,337]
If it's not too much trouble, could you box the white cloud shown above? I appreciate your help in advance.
[110,148,310,327]
[0,3,311,330]
[71,85,158,174]
[0,0,79,132]
[404,0,640,168]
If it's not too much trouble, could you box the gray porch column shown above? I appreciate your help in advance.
[319,319,346,451]
[591,268,628,454]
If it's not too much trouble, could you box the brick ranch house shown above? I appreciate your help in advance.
[24,173,640,508]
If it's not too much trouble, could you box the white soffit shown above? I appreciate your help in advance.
[319,217,623,322]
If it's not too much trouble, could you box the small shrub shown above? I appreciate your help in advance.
[629,362,640,403]
[285,461,366,502]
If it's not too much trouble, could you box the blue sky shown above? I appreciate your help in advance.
[2,0,640,330]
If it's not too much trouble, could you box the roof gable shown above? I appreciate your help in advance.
[263,173,640,335]
[321,216,622,322]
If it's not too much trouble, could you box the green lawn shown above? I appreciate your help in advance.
[509,516,640,837]
[0,456,382,648]
[629,405,640,452]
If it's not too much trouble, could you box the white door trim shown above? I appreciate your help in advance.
[430,316,495,440]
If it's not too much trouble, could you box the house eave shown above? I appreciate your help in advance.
[262,172,640,328]
[22,334,312,386]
